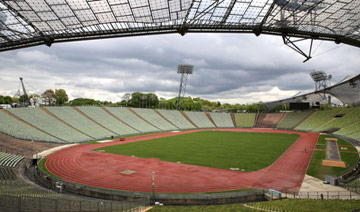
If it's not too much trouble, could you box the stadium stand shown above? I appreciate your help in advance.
[0,166,145,212]
[2,106,360,143]
[335,121,360,137]
[0,111,62,143]
[315,107,360,132]
[0,152,23,168]
[234,113,256,128]
[132,108,178,131]
[254,113,284,128]
[105,107,159,133]
[157,109,196,129]
[346,131,360,141]
[46,107,114,140]
[7,108,90,143]
[184,111,216,128]
[209,112,234,128]
[205,112,217,127]
[77,107,139,136]
[276,111,313,129]
[295,108,346,131]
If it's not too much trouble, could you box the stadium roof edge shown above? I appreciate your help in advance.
[1,0,360,52]
[259,74,360,111]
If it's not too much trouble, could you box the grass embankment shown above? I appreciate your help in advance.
[307,135,359,180]
[95,131,299,172]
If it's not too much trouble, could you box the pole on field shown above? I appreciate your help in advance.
[152,171,155,202]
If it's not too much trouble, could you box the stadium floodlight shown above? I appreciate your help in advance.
[177,64,194,110]
[177,65,193,74]
[310,70,332,101]
[310,71,327,82]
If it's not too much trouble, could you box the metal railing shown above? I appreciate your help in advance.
[0,195,149,212]
[270,189,360,200]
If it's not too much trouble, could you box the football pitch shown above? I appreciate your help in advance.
[95,131,299,172]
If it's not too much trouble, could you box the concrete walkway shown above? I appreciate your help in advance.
[295,175,359,199]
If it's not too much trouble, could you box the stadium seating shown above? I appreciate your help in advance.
[105,107,160,133]
[132,108,178,131]
[7,108,91,143]
[209,112,234,128]
[295,108,346,131]
[184,111,215,128]
[315,107,360,132]
[0,111,62,143]
[2,106,360,143]
[157,110,196,129]
[334,121,360,137]
[46,107,113,139]
[77,107,139,136]
[276,111,312,129]
[234,113,256,128]
[0,152,23,168]
[346,131,360,141]
[254,113,284,128]
[0,167,142,211]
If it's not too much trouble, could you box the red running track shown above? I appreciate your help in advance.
[45,129,319,193]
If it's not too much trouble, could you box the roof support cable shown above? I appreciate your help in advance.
[282,35,313,63]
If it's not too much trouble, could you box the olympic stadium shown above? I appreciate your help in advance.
[1,0,360,211]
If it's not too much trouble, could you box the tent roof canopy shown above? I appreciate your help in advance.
[259,74,360,111]
[0,0,360,51]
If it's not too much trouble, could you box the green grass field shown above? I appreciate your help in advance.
[307,135,359,180]
[95,131,299,172]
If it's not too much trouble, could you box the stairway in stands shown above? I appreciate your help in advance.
[254,113,285,128]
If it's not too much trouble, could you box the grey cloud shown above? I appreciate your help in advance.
[0,33,359,103]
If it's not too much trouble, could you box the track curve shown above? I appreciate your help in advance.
[45,129,319,193]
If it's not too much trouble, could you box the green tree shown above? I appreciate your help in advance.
[5,96,15,104]
[41,89,56,105]
[0,95,3,104]
[29,94,41,105]
[70,98,99,106]
[19,95,28,104]
[54,89,69,106]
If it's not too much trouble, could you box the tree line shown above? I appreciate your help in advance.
[1,89,268,112]
[0,89,69,106]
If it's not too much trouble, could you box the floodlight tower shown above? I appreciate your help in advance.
[310,71,331,91]
[310,70,332,101]
[177,64,193,110]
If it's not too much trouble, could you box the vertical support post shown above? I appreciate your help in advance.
[177,72,185,110]
[55,199,58,212]
[152,171,155,202]
[18,196,21,212]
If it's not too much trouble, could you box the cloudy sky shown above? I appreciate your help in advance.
[0,33,359,104]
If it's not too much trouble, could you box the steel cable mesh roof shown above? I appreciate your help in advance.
[259,74,360,111]
[0,0,360,51]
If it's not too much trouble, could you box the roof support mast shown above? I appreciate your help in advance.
[19,77,29,105]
